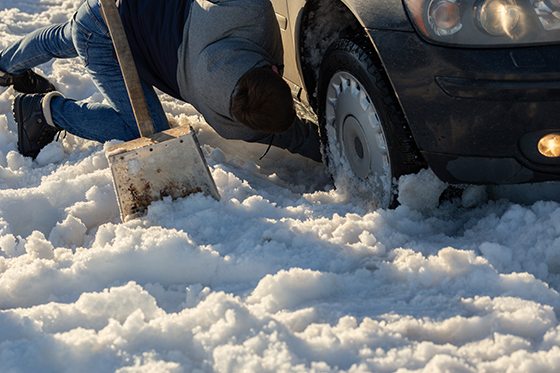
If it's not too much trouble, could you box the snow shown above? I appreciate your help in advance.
[1,1,560,372]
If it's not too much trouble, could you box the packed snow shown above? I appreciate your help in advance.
[1,1,560,372]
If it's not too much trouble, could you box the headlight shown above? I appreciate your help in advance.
[403,0,560,46]
[428,0,462,35]
[477,0,520,36]
[533,0,560,30]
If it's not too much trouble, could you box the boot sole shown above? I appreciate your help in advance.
[13,95,24,155]
[13,94,36,158]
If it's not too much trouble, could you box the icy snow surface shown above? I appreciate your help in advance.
[1,1,560,372]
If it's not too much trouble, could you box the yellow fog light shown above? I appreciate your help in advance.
[538,133,560,158]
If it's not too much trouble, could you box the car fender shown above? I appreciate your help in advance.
[337,0,414,31]
[272,0,414,110]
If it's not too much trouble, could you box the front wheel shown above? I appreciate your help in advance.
[318,38,424,209]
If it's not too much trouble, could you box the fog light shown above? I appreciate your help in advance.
[477,0,520,36]
[538,133,560,158]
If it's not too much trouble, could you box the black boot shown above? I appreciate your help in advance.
[13,92,63,159]
[0,69,56,94]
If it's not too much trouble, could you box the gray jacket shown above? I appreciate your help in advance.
[178,0,322,161]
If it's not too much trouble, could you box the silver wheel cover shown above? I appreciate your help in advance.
[325,71,391,187]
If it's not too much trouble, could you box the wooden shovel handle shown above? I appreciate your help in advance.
[99,0,154,137]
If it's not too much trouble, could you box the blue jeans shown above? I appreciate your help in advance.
[0,0,169,142]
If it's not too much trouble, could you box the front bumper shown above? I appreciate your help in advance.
[370,29,560,184]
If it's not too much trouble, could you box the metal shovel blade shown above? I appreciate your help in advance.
[107,123,220,221]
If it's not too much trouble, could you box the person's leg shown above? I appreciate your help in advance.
[0,22,77,74]
[0,20,76,93]
[50,0,169,142]
[50,82,167,142]
[14,0,169,158]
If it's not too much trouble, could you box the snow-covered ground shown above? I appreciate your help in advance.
[1,1,560,372]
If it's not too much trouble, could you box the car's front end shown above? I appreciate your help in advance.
[372,30,560,184]
[370,0,560,184]
[275,0,560,206]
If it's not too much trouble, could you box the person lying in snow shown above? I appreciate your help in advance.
[0,0,322,162]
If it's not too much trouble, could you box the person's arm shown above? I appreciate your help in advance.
[252,117,323,162]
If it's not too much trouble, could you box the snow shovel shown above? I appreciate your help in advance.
[100,0,220,221]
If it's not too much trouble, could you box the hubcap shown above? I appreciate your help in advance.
[325,71,390,180]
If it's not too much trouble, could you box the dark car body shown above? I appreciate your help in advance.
[271,0,560,200]
[373,32,560,185]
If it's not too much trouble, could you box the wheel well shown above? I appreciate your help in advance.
[298,0,428,174]
[299,0,364,112]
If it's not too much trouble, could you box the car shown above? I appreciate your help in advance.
[270,0,560,208]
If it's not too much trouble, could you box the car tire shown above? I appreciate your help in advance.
[318,38,424,209]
